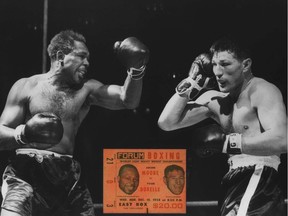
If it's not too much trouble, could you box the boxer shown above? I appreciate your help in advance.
[158,35,286,215]
[0,30,149,216]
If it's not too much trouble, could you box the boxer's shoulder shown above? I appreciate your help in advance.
[6,75,44,104]
[248,77,282,100]
[250,77,278,92]
[15,74,46,89]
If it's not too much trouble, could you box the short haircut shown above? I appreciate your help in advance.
[164,164,185,177]
[210,35,252,61]
[118,164,139,176]
[47,30,86,61]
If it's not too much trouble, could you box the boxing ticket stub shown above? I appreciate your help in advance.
[103,149,186,214]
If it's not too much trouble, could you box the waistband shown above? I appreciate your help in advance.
[16,148,73,158]
[228,154,280,171]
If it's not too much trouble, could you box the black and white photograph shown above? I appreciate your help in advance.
[0,0,286,215]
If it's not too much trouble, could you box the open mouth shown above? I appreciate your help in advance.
[78,69,87,79]
[217,79,226,87]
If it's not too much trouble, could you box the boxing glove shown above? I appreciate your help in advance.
[14,112,64,145]
[114,37,150,80]
[176,53,217,100]
[195,124,242,158]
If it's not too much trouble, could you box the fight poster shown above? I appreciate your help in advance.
[103,149,186,214]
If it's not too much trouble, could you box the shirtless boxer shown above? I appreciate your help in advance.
[0,30,149,216]
[158,36,287,215]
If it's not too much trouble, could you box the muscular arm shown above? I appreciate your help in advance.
[242,82,287,155]
[87,37,149,110]
[158,91,214,131]
[87,75,143,110]
[0,79,27,150]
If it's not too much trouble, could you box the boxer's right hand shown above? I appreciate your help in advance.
[176,53,216,99]
[113,37,150,69]
[14,112,64,145]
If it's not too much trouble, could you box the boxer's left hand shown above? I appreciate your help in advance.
[113,37,150,69]
[176,53,217,100]
[195,124,242,158]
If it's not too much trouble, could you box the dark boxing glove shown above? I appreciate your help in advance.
[195,124,242,158]
[14,112,64,145]
[114,37,150,80]
[176,53,217,100]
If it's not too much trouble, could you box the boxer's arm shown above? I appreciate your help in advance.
[87,37,148,110]
[87,77,142,110]
[158,91,214,131]
[0,79,27,150]
[158,53,217,131]
[242,82,287,155]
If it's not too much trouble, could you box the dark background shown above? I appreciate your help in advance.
[0,0,286,215]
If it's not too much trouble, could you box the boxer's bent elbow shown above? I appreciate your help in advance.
[157,119,176,131]
[120,94,140,109]
[270,134,287,154]
[123,100,139,110]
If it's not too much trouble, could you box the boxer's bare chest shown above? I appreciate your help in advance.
[28,82,90,121]
[210,91,261,136]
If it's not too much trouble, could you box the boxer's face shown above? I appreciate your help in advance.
[117,168,139,195]
[163,170,185,195]
[62,40,90,85]
[212,51,245,93]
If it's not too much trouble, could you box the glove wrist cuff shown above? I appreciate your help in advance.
[223,133,242,154]
[175,77,194,98]
[127,65,146,80]
[14,124,28,145]
[176,75,209,99]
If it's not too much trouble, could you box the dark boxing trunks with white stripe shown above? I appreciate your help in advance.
[219,154,285,216]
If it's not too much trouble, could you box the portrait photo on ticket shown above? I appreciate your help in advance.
[103,149,186,214]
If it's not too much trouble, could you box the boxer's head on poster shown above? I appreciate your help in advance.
[163,165,185,195]
[117,164,139,195]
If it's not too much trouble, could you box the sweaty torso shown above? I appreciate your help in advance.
[25,74,92,155]
[206,78,266,154]
[209,90,260,135]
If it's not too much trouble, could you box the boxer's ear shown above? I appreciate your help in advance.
[242,58,252,72]
[56,51,65,66]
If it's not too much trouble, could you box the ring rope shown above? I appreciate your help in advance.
[93,199,287,209]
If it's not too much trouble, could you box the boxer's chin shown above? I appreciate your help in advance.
[75,73,86,85]
[218,85,229,93]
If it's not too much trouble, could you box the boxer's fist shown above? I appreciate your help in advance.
[176,53,216,99]
[188,53,213,79]
[114,37,149,69]
[14,112,64,145]
[195,124,242,158]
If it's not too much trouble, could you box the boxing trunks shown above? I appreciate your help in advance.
[1,148,95,216]
[219,154,285,216]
